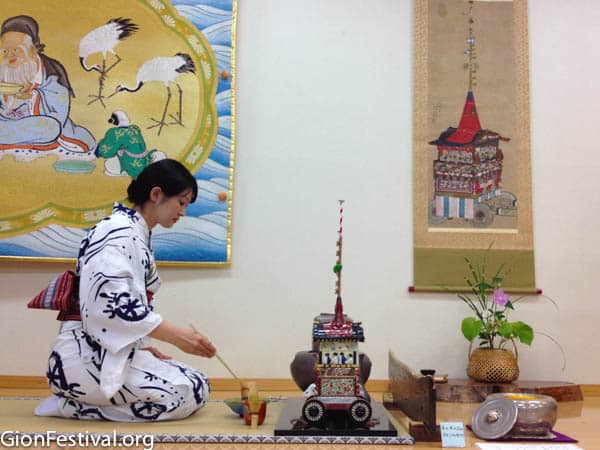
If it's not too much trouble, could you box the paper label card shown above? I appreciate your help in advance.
[441,421,466,448]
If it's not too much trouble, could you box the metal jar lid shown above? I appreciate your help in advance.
[472,397,518,439]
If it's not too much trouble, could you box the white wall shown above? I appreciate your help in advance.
[1,0,599,385]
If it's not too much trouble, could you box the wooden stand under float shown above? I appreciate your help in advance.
[274,397,398,437]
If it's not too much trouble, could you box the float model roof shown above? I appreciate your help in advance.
[429,92,508,147]
[312,297,365,342]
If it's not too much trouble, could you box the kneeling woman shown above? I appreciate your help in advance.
[36,159,216,421]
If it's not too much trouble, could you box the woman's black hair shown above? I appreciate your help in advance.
[127,159,198,205]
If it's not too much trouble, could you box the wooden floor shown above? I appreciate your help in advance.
[1,388,597,449]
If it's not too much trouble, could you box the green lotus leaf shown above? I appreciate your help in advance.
[513,321,534,346]
[462,317,483,341]
[498,322,513,338]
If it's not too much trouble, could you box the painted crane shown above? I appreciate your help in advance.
[79,17,138,107]
[110,53,196,136]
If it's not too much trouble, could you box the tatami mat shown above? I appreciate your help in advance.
[0,398,281,435]
[0,397,413,445]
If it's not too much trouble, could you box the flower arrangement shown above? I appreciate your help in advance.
[459,255,533,350]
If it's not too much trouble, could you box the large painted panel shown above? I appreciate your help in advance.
[0,0,236,265]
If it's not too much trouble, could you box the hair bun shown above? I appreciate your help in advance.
[126,159,197,206]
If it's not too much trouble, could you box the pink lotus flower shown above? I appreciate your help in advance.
[493,289,509,307]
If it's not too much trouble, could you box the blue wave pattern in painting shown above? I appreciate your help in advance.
[0,225,87,258]
[157,0,234,262]
[0,0,234,263]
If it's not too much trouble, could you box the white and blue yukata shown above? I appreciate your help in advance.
[36,203,210,421]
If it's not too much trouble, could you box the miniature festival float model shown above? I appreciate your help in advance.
[275,201,401,438]
[301,207,370,428]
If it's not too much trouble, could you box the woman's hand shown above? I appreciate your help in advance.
[149,320,216,358]
[178,326,217,357]
[142,346,172,360]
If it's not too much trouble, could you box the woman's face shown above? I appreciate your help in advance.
[155,189,194,229]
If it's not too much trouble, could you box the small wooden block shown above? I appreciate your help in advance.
[409,422,441,442]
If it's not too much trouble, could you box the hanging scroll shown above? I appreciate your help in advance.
[412,0,536,292]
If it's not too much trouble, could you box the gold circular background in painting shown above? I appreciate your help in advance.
[0,0,218,236]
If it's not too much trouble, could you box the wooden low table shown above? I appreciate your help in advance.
[435,379,583,403]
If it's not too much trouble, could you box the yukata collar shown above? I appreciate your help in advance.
[112,202,151,244]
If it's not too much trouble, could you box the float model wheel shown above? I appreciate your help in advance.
[495,191,518,216]
[472,203,494,228]
[428,200,447,225]
[349,399,372,424]
[302,399,325,424]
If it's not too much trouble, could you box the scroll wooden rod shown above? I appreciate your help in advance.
[408,286,543,295]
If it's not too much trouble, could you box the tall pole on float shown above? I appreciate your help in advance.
[333,200,344,325]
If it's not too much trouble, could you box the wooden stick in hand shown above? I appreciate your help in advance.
[189,324,243,385]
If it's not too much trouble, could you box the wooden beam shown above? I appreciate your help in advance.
[0,376,48,389]
[582,384,600,398]
[0,375,390,393]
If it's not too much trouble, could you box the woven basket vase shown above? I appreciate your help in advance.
[467,347,519,383]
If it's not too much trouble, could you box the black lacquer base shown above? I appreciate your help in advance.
[274,398,398,436]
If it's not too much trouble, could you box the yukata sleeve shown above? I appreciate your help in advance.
[80,225,162,355]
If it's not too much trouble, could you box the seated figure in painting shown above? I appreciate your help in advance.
[0,15,95,159]
[95,110,165,179]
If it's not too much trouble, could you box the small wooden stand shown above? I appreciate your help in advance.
[384,351,442,442]
[242,382,266,429]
